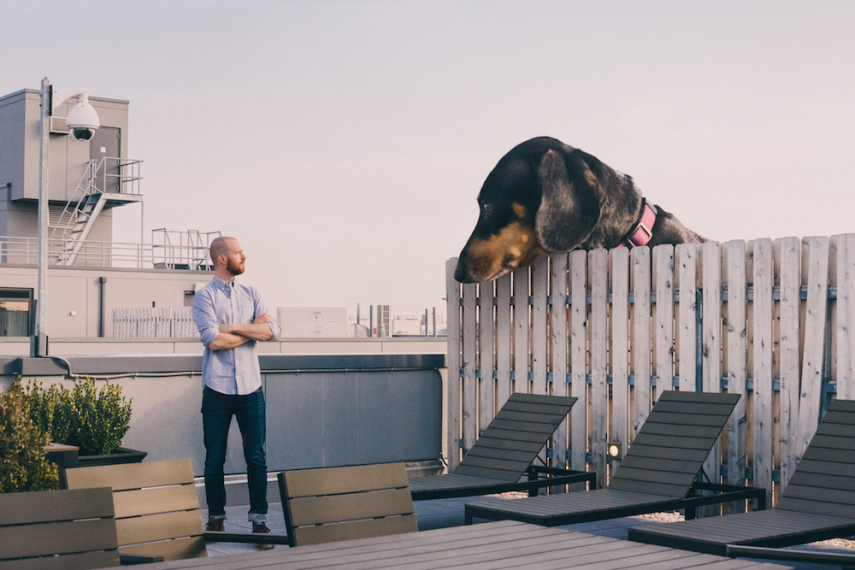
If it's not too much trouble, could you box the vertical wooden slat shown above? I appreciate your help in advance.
[676,244,698,392]
[653,245,675,401]
[610,247,630,476]
[531,256,549,396]
[531,255,550,469]
[479,280,496,433]
[701,242,722,492]
[632,246,651,436]
[776,237,801,492]
[445,258,462,470]
[752,239,774,505]
[724,240,748,510]
[495,274,512,410]
[550,253,569,472]
[570,250,588,474]
[514,268,530,395]
[834,234,855,399]
[462,283,477,451]
[795,237,830,461]
[589,249,608,488]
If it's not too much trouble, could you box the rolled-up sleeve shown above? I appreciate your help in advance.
[191,288,220,348]
[252,288,277,341]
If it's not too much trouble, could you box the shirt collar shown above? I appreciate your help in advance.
[212,275,236,291]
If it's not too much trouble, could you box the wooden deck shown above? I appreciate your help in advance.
[138,521,792,569]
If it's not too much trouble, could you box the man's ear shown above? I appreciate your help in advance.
[534,149,604,252]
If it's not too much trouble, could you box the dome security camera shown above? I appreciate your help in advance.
[65,93,100,141]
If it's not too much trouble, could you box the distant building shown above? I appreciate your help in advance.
[0,86,216,340]
[277,307,348,338]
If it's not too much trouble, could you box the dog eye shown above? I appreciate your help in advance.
[481,204,493,217]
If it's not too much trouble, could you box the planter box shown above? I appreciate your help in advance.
[76,447,147,467]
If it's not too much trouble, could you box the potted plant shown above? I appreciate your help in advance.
[25,377,146,467]
[0,383,60,492]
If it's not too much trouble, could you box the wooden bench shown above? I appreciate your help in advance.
[0,487,119,569]
[278,462,418,546]
[64,458,288,564]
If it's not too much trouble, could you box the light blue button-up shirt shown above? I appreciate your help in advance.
[191,276,276,395]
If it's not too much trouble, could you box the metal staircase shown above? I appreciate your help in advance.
[52,157,142,266]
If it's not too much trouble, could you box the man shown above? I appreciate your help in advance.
[191,236,277,550]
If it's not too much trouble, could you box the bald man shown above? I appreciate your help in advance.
[191,236,277,549]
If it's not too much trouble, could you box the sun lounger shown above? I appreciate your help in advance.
[464,391,764,526]
[409,393,596,500]
[0,487,120,569]
[627,398,855,556]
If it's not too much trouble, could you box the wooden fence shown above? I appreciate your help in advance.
[445,235,855,505]
[112,306,198,338]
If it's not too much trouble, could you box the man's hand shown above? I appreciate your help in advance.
[254,312,273,324]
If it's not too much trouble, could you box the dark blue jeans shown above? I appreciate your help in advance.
[202,386,268,522]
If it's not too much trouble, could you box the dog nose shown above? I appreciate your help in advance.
[454,262,471,283]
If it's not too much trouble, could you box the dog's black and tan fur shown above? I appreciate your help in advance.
[454,137,705,283]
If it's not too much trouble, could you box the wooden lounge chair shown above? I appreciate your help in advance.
[409,393,596,500]
[278,462,418,546]
[64,458,289,564]
[628,398,855,556]
[0,487,120,569]
[465,391,765,526]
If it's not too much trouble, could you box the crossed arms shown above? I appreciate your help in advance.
[209,313,274,350]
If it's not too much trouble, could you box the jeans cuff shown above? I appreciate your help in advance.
[248,512,268,523]
[209,514,226,520]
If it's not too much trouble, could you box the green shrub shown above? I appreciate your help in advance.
[72,377,132,456]
[25,380,76,446]
[24,377,133,456]
[0,382,60,493]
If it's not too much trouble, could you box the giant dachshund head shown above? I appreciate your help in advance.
[454,137,606,283]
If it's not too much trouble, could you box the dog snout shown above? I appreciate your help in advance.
[454,259,474,283]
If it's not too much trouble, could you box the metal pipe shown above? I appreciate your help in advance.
[33,77,51,357]
[99,277,107,337]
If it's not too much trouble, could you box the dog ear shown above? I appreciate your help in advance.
[535,149,604,252]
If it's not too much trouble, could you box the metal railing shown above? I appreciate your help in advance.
[0,235,210,270]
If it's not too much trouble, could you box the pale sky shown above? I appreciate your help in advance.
[3,1,854,317]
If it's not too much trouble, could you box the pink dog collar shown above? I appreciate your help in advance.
[619,199,658,248]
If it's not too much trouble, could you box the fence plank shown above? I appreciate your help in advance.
[701,241,723,507]
[795,237,830,461]
[776,237,801,492]
[653,245,675,401]
[676,244,698,392]
[753,239,774,506]
[632,246,651,436]
[610,247,630,480]
[570,250,588,474]
[532,256,549,397]
[495,274,512,410]
[445,258,462,470]
[479,280,496,433]
[514,268,530,395]
[590,249,609,489]
[462,283,478,451]
[724,240,748,511]
[834,234,855,399]
[550,252,569,472]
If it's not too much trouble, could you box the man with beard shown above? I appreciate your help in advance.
[191,236,277,549]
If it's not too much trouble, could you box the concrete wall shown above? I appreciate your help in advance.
[1,354,445,477]
[0,264,207,338]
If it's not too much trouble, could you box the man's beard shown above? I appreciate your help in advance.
[227,259,245,276]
